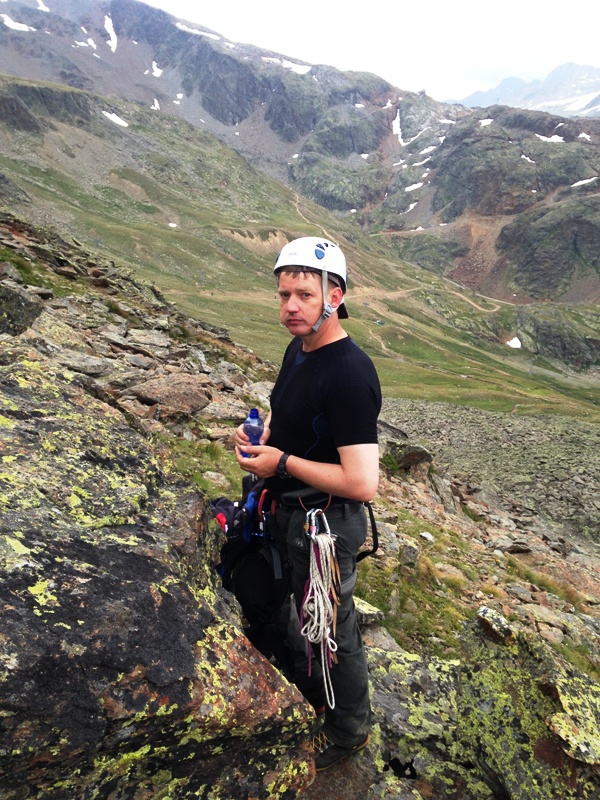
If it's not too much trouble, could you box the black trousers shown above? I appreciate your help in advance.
[274,503,372,748]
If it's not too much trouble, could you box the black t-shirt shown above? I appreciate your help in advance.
[266,336,382,495]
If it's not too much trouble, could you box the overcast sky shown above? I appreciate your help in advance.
[142,0,599,101]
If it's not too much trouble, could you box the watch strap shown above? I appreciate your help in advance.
[277,452,291,479]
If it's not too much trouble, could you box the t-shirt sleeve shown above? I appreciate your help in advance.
[325,355,381,448]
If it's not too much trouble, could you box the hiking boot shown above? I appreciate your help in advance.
[311,730,369,771]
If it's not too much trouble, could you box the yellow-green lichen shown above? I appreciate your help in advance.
[544,660,600,763]
[27,579,58,607]
[5,536,31,556]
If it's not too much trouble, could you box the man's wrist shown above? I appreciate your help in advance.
[276,452,292,479]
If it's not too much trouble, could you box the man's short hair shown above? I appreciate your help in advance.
[276,265,342,289]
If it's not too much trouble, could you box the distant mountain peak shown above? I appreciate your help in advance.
[461,62,600,118]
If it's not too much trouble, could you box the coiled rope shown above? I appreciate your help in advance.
[300,509,341,709]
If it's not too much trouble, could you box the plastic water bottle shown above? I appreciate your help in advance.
[242,408,263,457]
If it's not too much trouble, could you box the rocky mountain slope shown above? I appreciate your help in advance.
[2,212,600,799]
[0,0,599,310]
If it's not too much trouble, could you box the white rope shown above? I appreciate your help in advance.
[300,510,340,709]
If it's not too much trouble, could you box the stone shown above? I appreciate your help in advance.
[355,597,385,626]
[55,349,112,376]
[127,328,171,349]
[434,563,467,583]
[506,584,534,603]
[203,470,229,488]
[202,397,249,420]
[400,542,420,567]
[0,261,22,283]
[247,380,275,405]
[129,373,210,415]
[374,521,400,555]
[122,352,155,369]
[388,442,433,471]
[55,265,79,278]
[0,282,43,336]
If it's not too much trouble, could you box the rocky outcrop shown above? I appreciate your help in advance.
[0,341,313,798]
[10,82,92,125]
[515,306,600,367]
[496,196,600,299]
[264,73,326,143]
[432,107,600,221]
[0,284,316,795]
[360,608,600,800]
[0,281,43,335]
[0,95,42,132]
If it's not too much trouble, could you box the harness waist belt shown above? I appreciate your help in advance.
[274,487,360,511]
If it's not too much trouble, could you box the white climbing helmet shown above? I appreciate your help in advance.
[274,237,348,329]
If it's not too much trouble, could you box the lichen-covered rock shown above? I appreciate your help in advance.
[128,372,211,416]
[456,609,600,799]
[365,607,600,799]
[0,342,314,799]
[0,283,43,336]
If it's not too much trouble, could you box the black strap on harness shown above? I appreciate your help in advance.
[357,500,379,563]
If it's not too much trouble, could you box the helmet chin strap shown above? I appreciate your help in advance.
[312,270,334,332]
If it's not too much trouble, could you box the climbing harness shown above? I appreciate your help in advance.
[300,508,341,710]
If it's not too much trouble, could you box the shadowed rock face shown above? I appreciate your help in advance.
[0,342,314,798]
[0,284,43,336]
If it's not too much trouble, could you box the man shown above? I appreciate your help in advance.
[235,236,381,771]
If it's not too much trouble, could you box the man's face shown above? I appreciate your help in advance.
[277,270,325,337]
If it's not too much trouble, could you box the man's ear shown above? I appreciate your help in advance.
[329,285,344,310]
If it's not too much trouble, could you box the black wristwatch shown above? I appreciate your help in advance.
[277,452,292,479]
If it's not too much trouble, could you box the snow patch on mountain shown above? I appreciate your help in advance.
[1,14,35,31]
[104,16,117,53]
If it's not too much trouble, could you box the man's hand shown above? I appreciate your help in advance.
[235,443,281,479]
[233,418,271,449]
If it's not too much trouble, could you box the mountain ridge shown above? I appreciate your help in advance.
[461,62,600,119]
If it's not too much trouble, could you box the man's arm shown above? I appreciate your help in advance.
[235,441,379,502]
[287,443,379,502]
